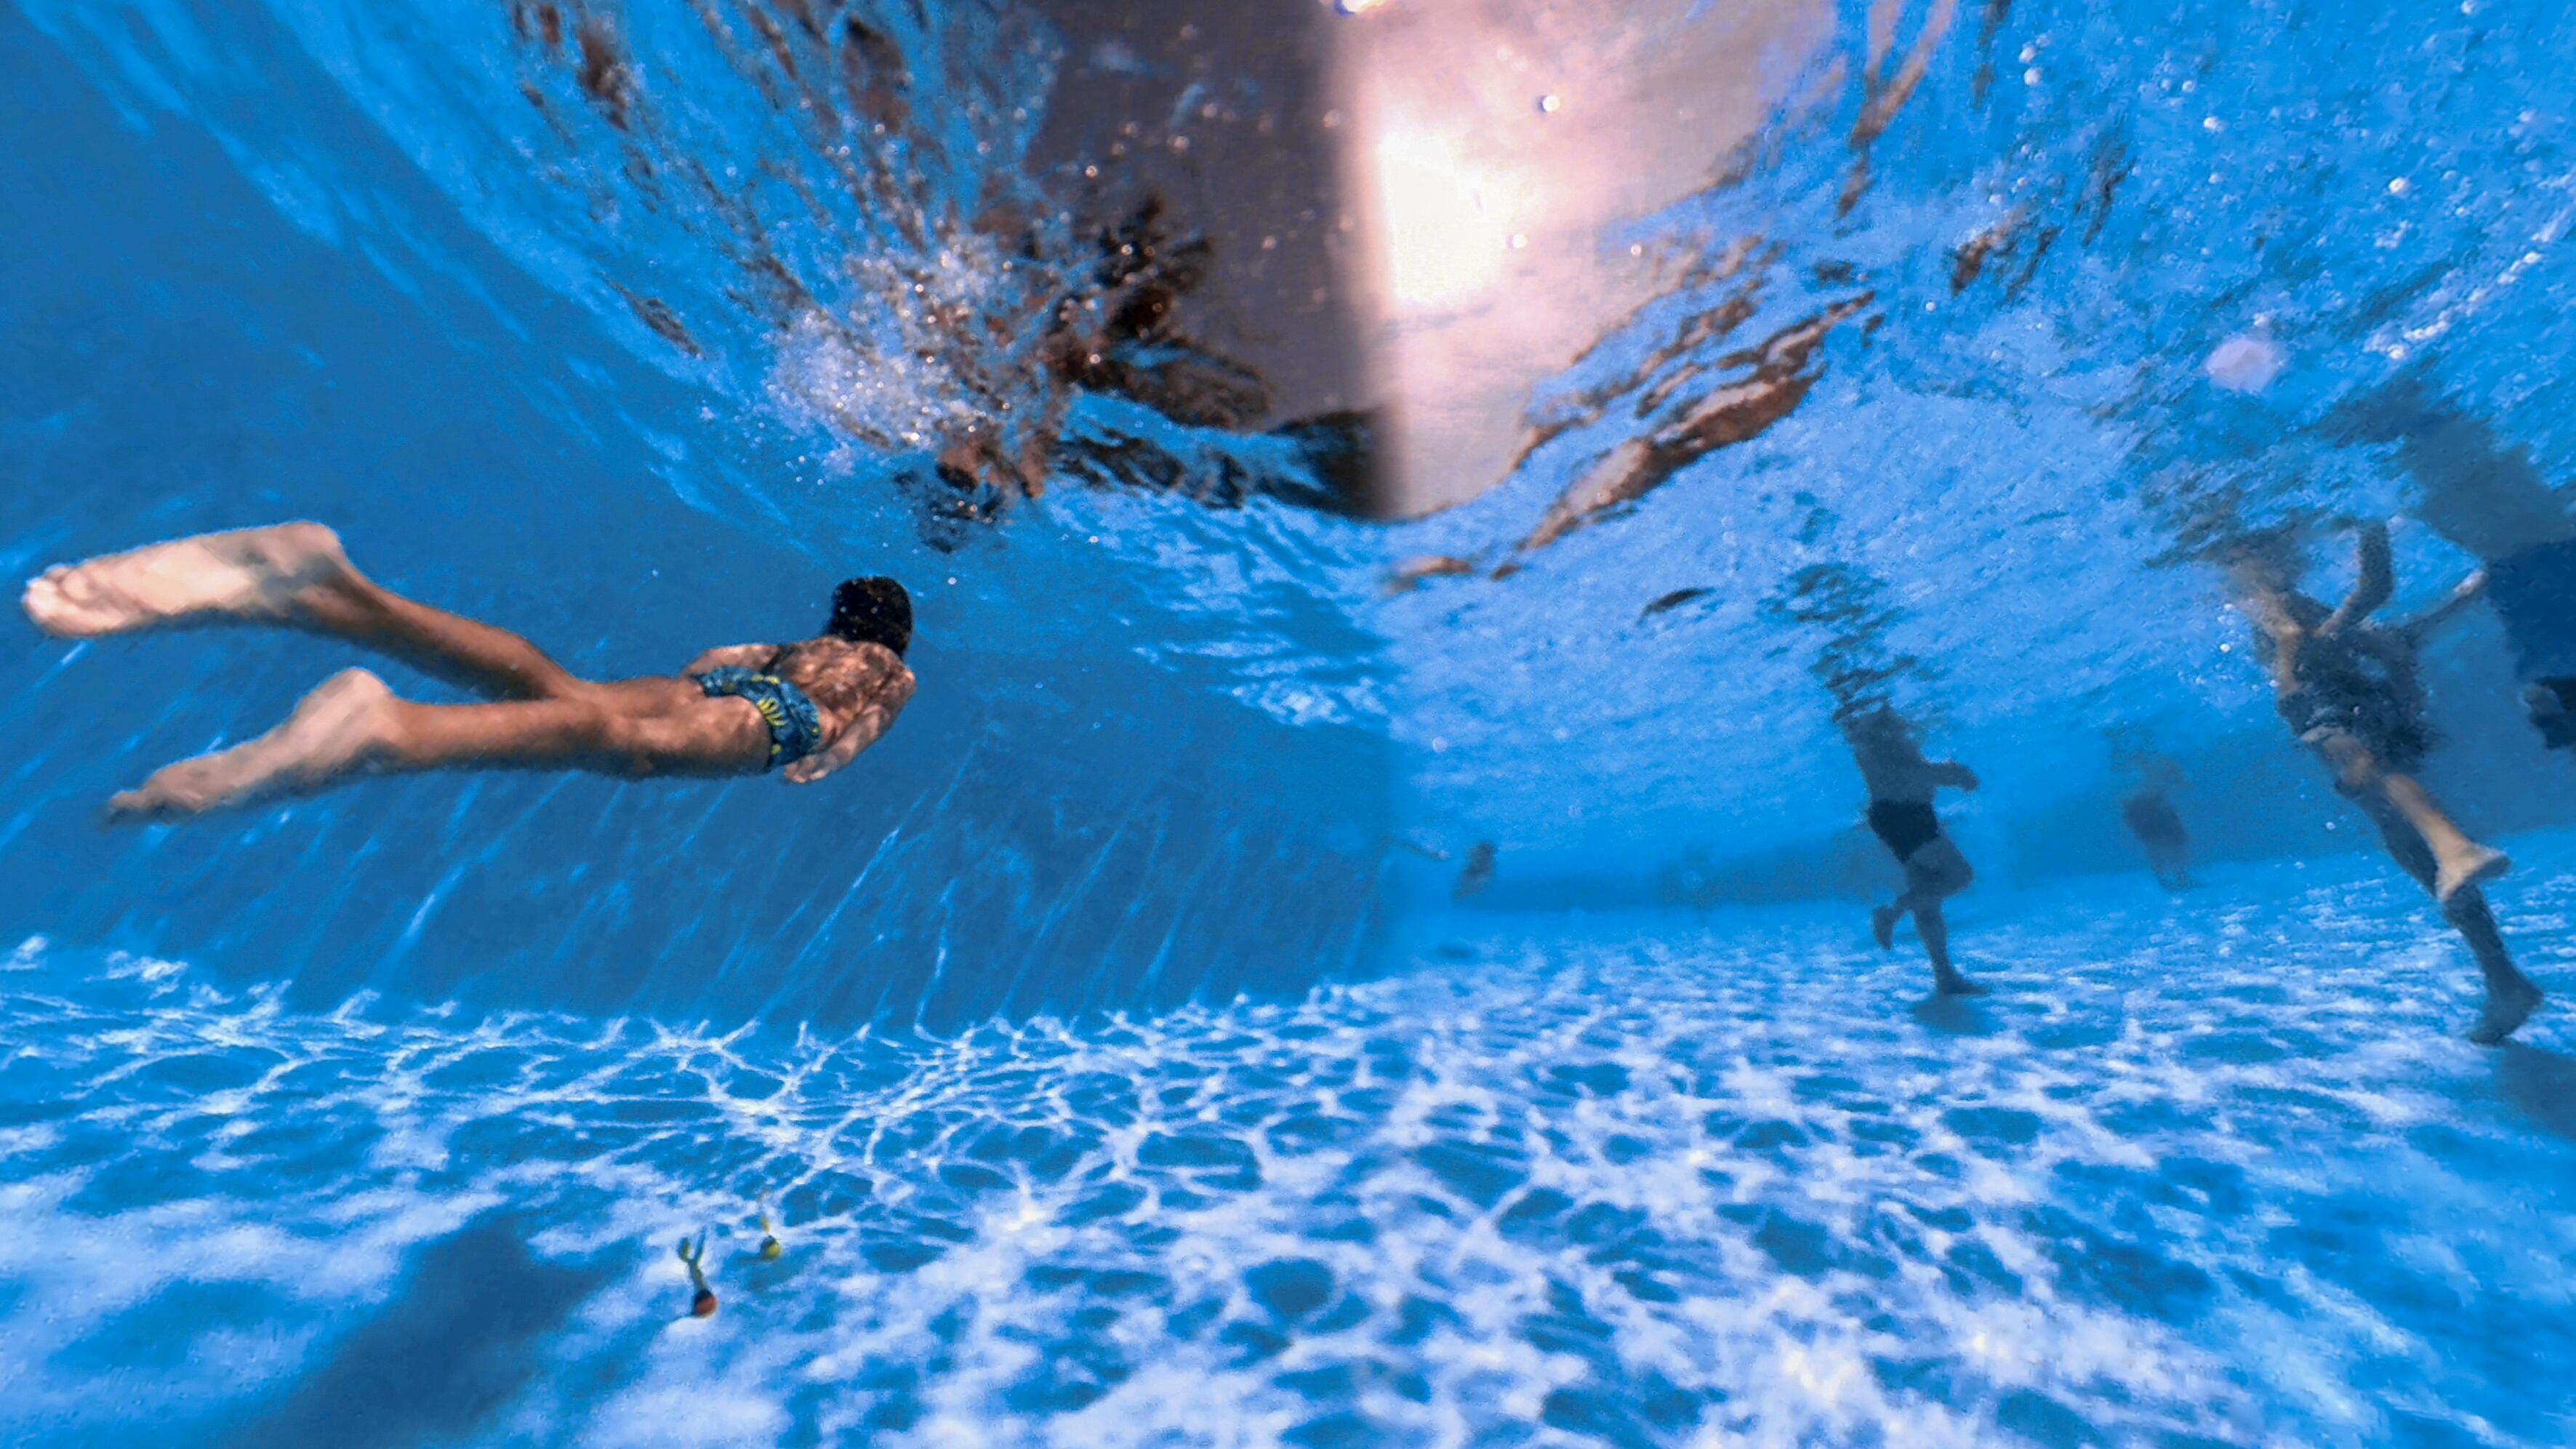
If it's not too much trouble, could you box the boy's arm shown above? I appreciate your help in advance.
[2237,587,2307,695]
[2399,568,2489,645]
[2322,523,2395,635]
[783,670,917,785]
[681,643,776,676]
[1930,761,1981,791]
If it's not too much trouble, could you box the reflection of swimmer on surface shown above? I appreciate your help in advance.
[1842,705,1986,997]
[2330,375,2576,752]
[20,524,916,822]
[1451,842,1496,902]
[2229,523,2543,1045]
[677,1231,718,1318]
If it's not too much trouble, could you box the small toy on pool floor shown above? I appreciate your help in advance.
[755,1196,784,1261]
[676,1230,718,1317]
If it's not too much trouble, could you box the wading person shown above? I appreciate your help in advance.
[2121,787,2196,891]
[2111,742,2196,890]
[1842,704,1986,996]
[2229,521,2542,1044]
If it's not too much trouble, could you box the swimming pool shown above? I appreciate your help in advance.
[4,0,2572,1443]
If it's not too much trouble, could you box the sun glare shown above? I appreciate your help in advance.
[1373,127,1522,309]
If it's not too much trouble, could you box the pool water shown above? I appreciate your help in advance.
[7,0,2576,1443]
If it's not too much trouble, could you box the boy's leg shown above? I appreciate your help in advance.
[2378,773,2508,902]
[25,523,342,636]
[109,671,761,821]
[2445,887,2545,1045]
[296,567,581,700]
[2314,732,2506,901]
[109,670,408,820]
[2364,805,2545,1043]
[25,523,582,700]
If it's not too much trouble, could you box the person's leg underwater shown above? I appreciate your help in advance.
[17,524,714,819]
[108,669,402,820]
[2311,731,2505,902]
[23,523,348,638]
[24,523,582,700]
[2447,887,2545,1045]
[1905,838,1985,995]
[2363,803,2545,1044]
[1870,840,1941,950]
[109,672,761,822]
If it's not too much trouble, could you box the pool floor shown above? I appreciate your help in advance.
[1,839,2571,1448]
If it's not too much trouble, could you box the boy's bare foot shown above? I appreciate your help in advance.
[2468,976,2545,1047]
[2435,843,2510,904]
[1933,968,1989,998]
[23,523,350,638]
[1871,905,1901,950]
[108,670,396,822]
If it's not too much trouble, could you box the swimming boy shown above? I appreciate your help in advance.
[1842,705,1986,996]
[20,523,915,821]
[2230,521,2543,1043]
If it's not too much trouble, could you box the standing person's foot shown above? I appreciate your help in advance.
[108,670,396,822]
[1933,968,1989,998]
[23,523,350,638]
[2434,843,2511,904]
[1871,905,1901,950]
[2468,977,2545,1046]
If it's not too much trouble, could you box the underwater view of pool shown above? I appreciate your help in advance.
[4,0,2574,1444]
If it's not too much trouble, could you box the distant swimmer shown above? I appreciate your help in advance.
[1841,705,1985,996]
[676,1231,718,1317]
[754,1197,784,1262]
[2330,376,2576,752]
[1452,841,1496,902]
[2120,789,2196,891]
[2230,522,2543,1044]
[20,524,915,822]
[2110,740,2196,889]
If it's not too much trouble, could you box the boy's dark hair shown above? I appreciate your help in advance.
[826,577,912,657]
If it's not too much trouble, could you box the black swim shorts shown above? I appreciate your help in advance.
[1866,799,1943,862]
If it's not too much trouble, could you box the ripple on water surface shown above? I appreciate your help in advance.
[1,846,2573,1448]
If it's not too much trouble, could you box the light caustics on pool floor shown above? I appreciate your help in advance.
[1,838,2571,1448]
